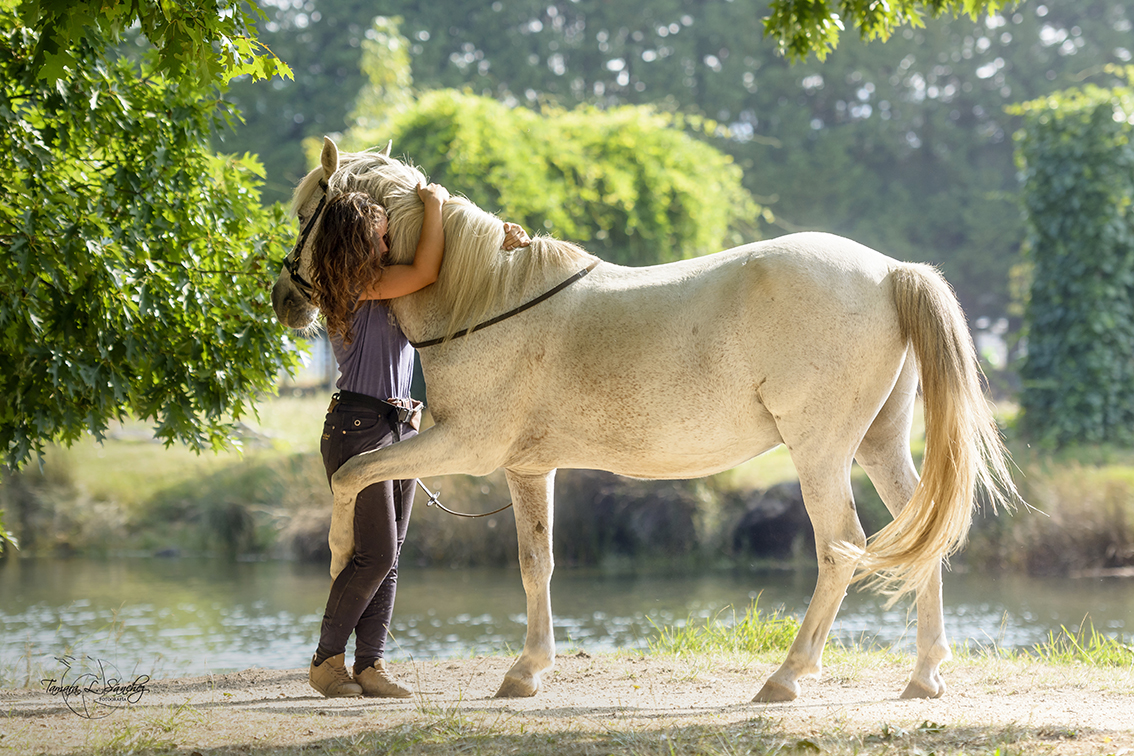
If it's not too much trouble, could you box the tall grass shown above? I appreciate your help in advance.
[1030,619,1134,666]
[967,443,1134,575]
[647,599,800,656]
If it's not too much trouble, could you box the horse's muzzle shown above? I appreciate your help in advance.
[272,275,318,329]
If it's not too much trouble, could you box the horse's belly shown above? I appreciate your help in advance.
[593,431,786,480]
[510,399,784,479]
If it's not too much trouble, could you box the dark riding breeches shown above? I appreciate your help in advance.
[315,400,416,670]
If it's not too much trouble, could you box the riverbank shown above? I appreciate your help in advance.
[4,395,1134,580]
[3,649,1133,755]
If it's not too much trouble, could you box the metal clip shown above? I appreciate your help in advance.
[416,479,442,507]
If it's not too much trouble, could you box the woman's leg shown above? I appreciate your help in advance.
[353,476,415,671]
[315,479,401,661]
[315,409,401,662]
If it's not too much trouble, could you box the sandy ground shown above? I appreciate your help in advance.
[2,652,1133,754]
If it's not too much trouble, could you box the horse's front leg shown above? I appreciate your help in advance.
[495,469,556,698]
[327,423,500,578]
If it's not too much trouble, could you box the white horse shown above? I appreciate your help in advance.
[272,138,1017,702]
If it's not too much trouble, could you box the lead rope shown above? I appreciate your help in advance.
[415,479,514,519]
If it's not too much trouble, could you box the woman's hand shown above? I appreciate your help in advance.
[417,182,450,207]
[502,222,531,250]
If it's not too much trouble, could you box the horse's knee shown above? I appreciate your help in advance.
[330,466,359,497]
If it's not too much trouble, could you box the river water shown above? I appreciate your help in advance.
[2,557,1132,681]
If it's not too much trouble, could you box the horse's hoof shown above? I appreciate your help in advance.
[495,675,539,698]
[901,677,946,699]
[752,679,797,703]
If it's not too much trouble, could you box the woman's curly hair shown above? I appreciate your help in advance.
[310,191,389,345]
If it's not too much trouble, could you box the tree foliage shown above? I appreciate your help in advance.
[1012,67,1134,447]
[0,506,15,554]
[0,3,301,470]
[16,0,290,85]
[219,0,379,198]
[224,0,1134,320]
[763,0,1015,61]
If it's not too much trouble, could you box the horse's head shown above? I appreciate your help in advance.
[272,136,424,328]
[272,136,346,329]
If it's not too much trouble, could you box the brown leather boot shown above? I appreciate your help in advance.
[309,653,362,698]
[355,659,412,698]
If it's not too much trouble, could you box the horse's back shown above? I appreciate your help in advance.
[569,232,904,376]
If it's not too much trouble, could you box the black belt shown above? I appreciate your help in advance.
[331,389,426,437]
[333,390,395,416]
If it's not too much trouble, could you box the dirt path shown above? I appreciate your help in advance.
[3,652,1133,754]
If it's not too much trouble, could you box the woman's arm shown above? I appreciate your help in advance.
[359,182,450,300]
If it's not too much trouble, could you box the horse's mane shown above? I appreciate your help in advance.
[293,148,597,342]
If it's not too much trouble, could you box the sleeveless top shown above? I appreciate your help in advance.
[331,300,414,400]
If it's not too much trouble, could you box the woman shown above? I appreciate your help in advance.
[307,184,530,698]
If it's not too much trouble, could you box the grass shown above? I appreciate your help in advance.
[7,610,1132,756]
[645,601,1134,673]
[87,703,203,756]
[1031,620,1134,667]
[7,391,1134,582]
[647,599,801,657]
[38,394,328,509]
[13,701,1073,756]
[2,394,331,556]
[357,722,1022,756]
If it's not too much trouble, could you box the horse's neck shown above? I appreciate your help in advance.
[387,289,444,345]
[389,251,581,345]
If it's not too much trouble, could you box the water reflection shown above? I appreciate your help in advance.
[1,557,1131,680]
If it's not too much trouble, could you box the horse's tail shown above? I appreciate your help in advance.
[855,263,1018,599]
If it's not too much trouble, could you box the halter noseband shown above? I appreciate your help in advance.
[282,178,329,302]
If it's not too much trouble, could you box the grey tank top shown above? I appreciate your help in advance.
[331,300,414,400]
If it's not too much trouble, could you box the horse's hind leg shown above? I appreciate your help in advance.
[855,358,949,699]
[754,455,865,702]
[495,469,556,698]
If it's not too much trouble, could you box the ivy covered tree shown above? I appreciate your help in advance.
[1012,67,1134,447]
[391,94,761,265]
[0,1,300,470]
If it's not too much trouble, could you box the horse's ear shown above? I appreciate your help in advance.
[321,137,339,180]
[382,140,392,156]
